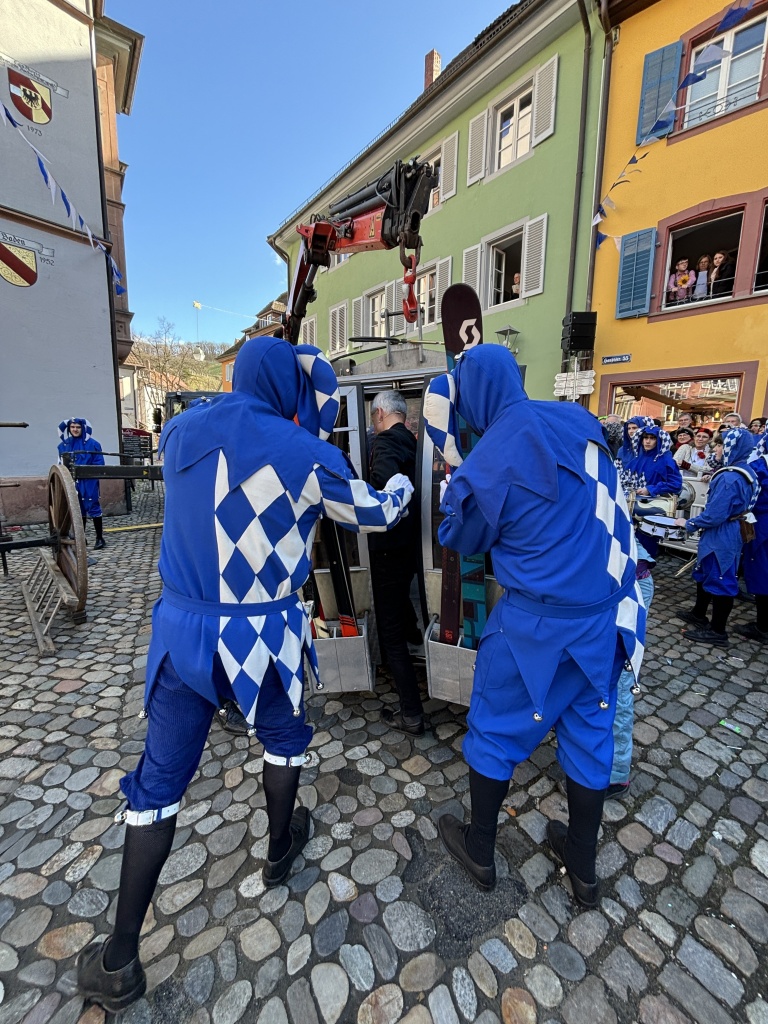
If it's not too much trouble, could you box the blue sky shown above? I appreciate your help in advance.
[107,0,510,346]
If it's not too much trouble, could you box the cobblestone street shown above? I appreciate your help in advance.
[0,486,767,1024]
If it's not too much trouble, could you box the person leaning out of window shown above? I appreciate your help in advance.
[666,257,696,304]
[710,250,736,297]
[692,254,712,300]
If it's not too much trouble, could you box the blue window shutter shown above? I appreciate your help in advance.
[616,229,657,319]
[636,42,683,144]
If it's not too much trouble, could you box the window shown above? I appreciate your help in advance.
[611,377,742,425]
[368,289,385,336]
[329,253,350,269]
[328,302,347,354]
[416,269,437,326]
[490,231,523,306]
[496,89,533,170]
[299,317,316,346]
[755,205,768,291]
[225,362,233,382]
[663,212,743,308]
[684,15,767,128]
[465,215,547,306]
[466,55,558,185]
[430,156,441,208]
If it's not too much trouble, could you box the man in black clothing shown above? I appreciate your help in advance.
[369,390,424,734]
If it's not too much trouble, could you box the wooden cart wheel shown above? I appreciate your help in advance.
[47,464,88,619]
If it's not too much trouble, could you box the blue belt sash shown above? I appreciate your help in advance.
[503,568,636,620]
[161,586,301,617]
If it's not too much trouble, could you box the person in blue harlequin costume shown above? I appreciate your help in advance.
[675,427,760,647]
[423,346,645,909]
[76,337,413,1012]
[739,433,768,642]
[616,414,655,468]
[57,418,107,549]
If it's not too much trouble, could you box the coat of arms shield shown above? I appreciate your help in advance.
[0,241,38,287]
[8,68,52,124]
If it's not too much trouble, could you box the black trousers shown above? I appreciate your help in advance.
[370,549,422,718]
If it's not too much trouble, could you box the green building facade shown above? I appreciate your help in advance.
[268,0,604,400]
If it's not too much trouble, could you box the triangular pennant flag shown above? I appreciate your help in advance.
[629,155,639,165]
[592,212,603,226]
[598,204,607,218]
[83,221,94,248]
[609,180,631,191]
[36,155,50,187]
[70,201,78,230]
[0,105,7,128]
[639,152,650,159]
[650,114,674,133]
[694,43,730,72]
[95,239,107,254]
[680,71,707,89]
[60,188,71,218]
[111,259,123,280]
[596,231,608,250]
[2,103,22,129]
[718,1,754,32]
[604,196,616,210]
[613,236,623,253]
[46,170,57,205]
[116,284,127,296]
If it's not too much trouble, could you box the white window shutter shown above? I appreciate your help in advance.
[300,317,316,345]
[462,244,482,298]
[329,303,348,354]
[385,280,405,335]
[521,214,548,297]
[435,257,453,322]
[440,131,458,201]
[328,308,337,353]
[467,111,487,186]
[532,54,558,147]
[352,296,363,343]
[338,302,347,351]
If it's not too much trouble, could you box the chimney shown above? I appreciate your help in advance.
[424,49,442,91]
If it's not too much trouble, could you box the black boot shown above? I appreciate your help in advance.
[82,517,88,547]
[262,761,308,887]
[438,767,508,891]
[438,814,496,891]
[93,516,106,550]
[263,807,310,887]
[77,940,146,1013]
[547,776,605,908]
[381,706,425,735]
[77,814,176,1010]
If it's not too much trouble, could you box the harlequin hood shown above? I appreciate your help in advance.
[452,344,526,434]
[723,426,758,467]
[58,417,92,442]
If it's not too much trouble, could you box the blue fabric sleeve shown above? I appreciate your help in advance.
[646,455,682,496]
[438,490,499,555]
[89,440,105,466]
[688,474,745,530]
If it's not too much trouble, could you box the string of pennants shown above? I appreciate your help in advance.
[593,0,755,251]
[0,101,125,294]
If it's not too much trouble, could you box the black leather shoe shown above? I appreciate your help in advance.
[381,706,425,735]
[217,700,251,736]
[682,626,729,647]
[735,622,768,643]
[94,538,106,550]
[547,820,598,908]
[438,814,496,892]
[606,781,631,800]
[77,939,146,1013]
[263,807,310,888]
[677,609,709,628]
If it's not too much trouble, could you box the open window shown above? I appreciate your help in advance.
[663,212,743,307]
[489,231,523,306]
[684,14,768,129]
[755,204,768,292]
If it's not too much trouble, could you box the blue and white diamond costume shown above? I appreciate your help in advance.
[121,337,411,813]
[57,417,104,518]
[423,346,646,787]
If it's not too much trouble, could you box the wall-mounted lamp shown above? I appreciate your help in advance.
[713,410,721,421]
[494,325,521,354]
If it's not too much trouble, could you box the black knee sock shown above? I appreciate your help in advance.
[465,767,509,867]
[93,516,104,541]
[756,594,768,633]
[263,762,302,862]
[564,777,605,884]
[104,815,177,970]
[692,583,711,619]
[711,595,734,634]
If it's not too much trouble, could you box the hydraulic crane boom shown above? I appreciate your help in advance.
[283,157,438,344]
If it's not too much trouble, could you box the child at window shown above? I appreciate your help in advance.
[667,258,696,304]
[693,254,711,299]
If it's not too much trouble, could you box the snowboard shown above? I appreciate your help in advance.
[437,284,487,650]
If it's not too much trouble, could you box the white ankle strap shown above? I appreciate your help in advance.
[263,751,315,768]
[114,801,181,826]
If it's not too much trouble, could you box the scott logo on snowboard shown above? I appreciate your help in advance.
[459,319,481,348]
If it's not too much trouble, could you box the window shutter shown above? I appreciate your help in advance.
[462,244,482,299]
[352,296,363,343]
[467,111,487,186]
[440,131,458,201]
[300,317,316,346]
[436,257,453,322]
[521,214,548,298]
[532,54,559,147]
[616,228,656,318]
[329,303,348,353]
[385,280,405,335]
[636,43,683,144]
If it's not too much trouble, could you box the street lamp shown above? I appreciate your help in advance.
[494,325,521,354]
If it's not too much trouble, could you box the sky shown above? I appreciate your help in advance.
[107,0,512,347]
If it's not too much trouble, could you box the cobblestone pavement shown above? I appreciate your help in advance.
[0,485,767,1024]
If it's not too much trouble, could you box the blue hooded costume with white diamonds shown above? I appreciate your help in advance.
[143,337,411,724]
[57,418,104,517]
[423,346,646,787]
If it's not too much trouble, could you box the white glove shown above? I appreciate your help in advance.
[384,473,414,504]
[439,477,449,502]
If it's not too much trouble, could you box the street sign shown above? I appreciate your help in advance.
[553,370,596,399]
[602,354,631,364]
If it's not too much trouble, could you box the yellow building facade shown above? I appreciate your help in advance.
[591,0,768,429]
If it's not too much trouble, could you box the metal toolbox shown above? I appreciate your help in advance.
[424,615,477,707]
[310,612,374,695]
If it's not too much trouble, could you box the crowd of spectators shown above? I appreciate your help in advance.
[666,250,736,305]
